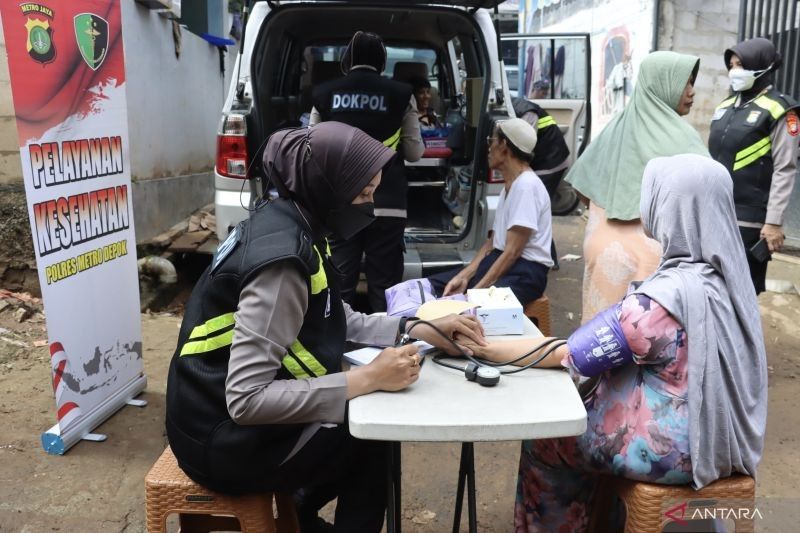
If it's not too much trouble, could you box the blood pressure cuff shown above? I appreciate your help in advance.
[566,303,634,377]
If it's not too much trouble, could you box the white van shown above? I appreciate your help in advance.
[214,0,590,279]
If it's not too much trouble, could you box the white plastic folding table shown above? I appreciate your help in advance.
[349,318,588,532]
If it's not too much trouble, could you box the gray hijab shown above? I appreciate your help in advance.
[635,154,768,489]
[265,121,394,228]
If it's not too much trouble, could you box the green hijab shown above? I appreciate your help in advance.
[566,51,709,221]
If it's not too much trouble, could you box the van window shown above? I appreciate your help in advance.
[303,45,438,83]
[385,47,438,90]
[512,37,588,100]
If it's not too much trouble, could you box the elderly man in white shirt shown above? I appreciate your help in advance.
[428,118,553,305]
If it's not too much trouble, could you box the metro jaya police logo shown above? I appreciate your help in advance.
[331,92,388,112]
[21,3,56,65]
[74,13,108,71]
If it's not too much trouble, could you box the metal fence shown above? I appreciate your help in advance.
[738,0,800,99]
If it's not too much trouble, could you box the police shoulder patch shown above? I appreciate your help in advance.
[212,225,240,272]
[711,108,727,121]
[786,111,799,137]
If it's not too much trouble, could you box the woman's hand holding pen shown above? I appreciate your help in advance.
[346,345,421,398]
[368,345,422,391]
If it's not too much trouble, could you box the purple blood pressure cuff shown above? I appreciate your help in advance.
[566,303,634,377]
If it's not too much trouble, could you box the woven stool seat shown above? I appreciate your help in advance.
[523,295,552,336]
[614,474,756,532]
[145,446,299,533]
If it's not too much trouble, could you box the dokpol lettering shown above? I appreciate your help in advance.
[331,92,388,112]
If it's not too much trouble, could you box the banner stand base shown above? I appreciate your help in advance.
[41,374,147,455]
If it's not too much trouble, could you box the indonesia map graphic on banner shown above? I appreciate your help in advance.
[0,1,143,452]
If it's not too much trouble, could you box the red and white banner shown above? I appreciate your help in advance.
[0,1,144,454]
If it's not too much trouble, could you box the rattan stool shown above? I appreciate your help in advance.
[145,446,299,533]
[613,474,756,532]
[523,295,552,336]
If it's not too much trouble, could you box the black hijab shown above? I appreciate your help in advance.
[724,37,782,97]
[263,121,395,239]
[340,31,386,74]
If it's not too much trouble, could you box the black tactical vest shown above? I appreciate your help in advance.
[709,88,798,223]
[165,198,347,492]
[512,97,570,171]
[312,68,411,212]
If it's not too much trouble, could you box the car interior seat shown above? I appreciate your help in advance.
[392,61,443,115]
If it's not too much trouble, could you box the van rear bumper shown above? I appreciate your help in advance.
[215,188,250,240]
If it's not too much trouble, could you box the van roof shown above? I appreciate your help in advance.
[256,1,505,9]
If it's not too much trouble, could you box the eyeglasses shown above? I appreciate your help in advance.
[486,135,498,145]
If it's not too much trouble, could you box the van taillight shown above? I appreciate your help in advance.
[216,114,248,179]
[487,168,504,183]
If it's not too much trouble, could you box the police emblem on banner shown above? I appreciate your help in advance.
[21,3,56,65]
[74,13,108,71]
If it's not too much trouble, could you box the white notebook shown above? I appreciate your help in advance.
[344,341,436,366]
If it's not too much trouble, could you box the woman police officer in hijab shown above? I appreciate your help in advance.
[709,37,800,294]
[165,122,485,532]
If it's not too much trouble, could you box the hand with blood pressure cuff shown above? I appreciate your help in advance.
[566,303,634,377]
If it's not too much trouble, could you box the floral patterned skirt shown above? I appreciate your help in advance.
[514,369,692,532]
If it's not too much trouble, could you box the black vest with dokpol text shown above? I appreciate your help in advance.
[709,88,798,224]
[312,68,410,212]
[165,198,346,492]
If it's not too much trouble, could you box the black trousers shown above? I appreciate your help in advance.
[270,424,388,533]
[537,167,565,198]
[427,249,549,305]
[739,225,769,295]
[331,216,406,313]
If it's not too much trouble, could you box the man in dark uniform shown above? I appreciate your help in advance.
[311,31,424,312]
[709,37,799,293]
[512,95,570,198]
[512,95,572,268]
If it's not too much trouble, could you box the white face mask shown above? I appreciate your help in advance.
[728,65,771,92]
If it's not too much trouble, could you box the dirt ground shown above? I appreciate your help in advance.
[1,215,799,532]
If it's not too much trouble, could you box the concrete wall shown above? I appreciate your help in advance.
[124,3,222,182]
[123,3,222,241]
[0,19,36,280]
[658,0,741,140]
[0,21,22,186]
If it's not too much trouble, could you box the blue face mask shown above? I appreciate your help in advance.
[325,202,375,240]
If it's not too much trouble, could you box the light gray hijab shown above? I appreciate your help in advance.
[634,154,768,489]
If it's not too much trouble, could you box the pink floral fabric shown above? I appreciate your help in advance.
[514,293,690,532]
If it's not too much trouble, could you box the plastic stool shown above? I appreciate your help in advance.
[523,295,551,336]
[145,446,299,533]
[613,474,756,532]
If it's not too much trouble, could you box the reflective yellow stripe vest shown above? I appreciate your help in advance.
[709,88,798,223]
[165,199,347,490]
